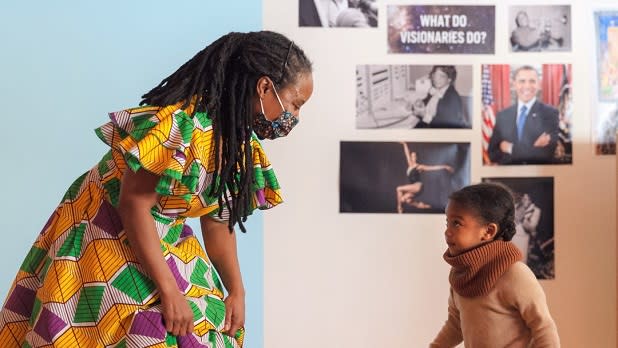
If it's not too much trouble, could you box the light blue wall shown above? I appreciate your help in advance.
[0,2,263,347]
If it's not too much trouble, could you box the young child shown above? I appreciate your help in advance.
[430,183,560,347]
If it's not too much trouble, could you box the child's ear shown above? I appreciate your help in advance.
[482,223,498,241]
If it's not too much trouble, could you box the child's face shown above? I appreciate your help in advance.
[444,200,493,256]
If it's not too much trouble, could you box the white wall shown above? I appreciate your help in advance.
[263,0,616,347]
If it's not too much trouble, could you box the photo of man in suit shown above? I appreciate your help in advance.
[488,65,560,164]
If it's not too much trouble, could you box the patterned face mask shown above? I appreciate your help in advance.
[253,84,299,140]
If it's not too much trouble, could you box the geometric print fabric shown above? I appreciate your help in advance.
[0,104,280,347]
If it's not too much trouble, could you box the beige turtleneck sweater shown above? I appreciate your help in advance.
[430,241,560,347]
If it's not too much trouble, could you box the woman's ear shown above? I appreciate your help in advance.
[482,223,498,241]
[256,76,272,99]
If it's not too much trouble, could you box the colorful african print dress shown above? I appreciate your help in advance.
[0,104,282,347]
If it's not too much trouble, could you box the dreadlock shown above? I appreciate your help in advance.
[140,31,312,232]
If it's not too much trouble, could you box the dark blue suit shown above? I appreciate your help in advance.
[488,101,559,164]
[416,85,468,128]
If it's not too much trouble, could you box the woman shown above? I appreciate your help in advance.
[412,65,467,128]
[510,11,542,52]
[0,31,313,347]
[396,142,453,213]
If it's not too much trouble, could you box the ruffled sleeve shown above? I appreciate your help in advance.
[95,104,285,221]
[94,104,201,202]
[249,135,283,210]
[200,135,283,222]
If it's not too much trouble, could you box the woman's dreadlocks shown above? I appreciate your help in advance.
[140,31,312,232]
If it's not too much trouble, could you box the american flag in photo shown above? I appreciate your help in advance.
[481,64,496,164]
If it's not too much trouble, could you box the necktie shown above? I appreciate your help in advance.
[517,105,528,140]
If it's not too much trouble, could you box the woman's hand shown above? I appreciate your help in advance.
[223,291,245,337]
[160,288,194,336]
[118,168,194,337]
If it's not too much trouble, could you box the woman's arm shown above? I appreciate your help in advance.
[522,206,541,233]
[400,141,413,167]
[118,168,194,336]
[418,164,454,173]
[200,216,246,337]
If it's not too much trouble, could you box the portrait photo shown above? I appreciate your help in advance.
[340,141,470,214]
[356,65,473,129]
[299,0,377,28]
[481,64,573,165]
[509,5,571,52]
[482,177,555,280]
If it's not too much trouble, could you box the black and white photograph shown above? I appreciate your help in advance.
[299,0,377,28]
[481,64,573,165]
[482,177,555,280]
[356,65,473,129]
[508,5,571,52]
[340,141,470,214]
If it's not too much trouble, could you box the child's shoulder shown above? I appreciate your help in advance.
[498,261,541,295]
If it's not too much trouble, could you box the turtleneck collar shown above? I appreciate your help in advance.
[443,240,522,298]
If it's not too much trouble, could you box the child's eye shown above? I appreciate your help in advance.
[446,220,461,228]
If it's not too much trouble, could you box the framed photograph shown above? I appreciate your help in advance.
[482,177,555,280]
[340,141,470,214]
[356,65,473,129]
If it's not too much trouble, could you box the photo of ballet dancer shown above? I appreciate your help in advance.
[299,0,377,28]
[482,177,555,280]
[340,141,470,214]
[356,65,473,129]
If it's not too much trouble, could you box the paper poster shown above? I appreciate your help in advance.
[299,0,377,28]
[356,65,473,129]
[483,177,555,280]
[593,11,618,154]
[508,5,571,52]
[387,5,495,54]
[481,64,573,165]
[340,141,470,214]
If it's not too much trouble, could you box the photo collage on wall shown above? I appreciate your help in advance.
[299,2,617,279]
